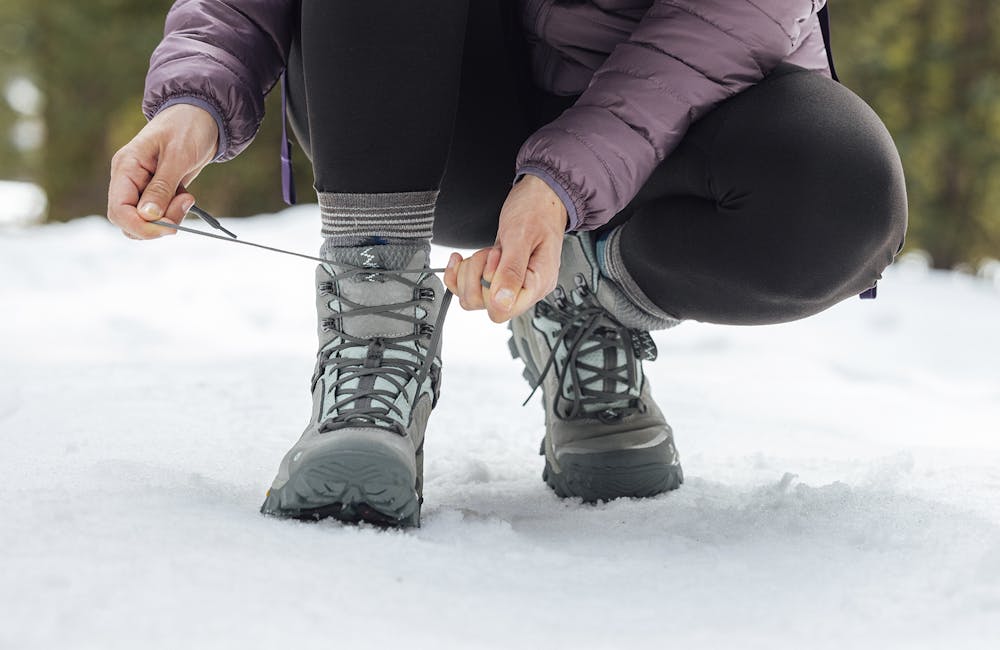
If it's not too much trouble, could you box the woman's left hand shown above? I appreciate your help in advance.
[444,174,568,323]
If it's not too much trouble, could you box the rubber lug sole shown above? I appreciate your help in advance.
[542,450,684,503]
[260,449,421,527]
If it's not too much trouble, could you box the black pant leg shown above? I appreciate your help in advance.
[288,0,534,247]
[432,0,540,248]
[296,1,469,194]
[614,65,908,325]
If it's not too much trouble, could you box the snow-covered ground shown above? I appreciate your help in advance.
[0,181,46,227]
[2,207,999,649]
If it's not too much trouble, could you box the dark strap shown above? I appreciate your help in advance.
[280,72,297,206]
[818,5,839,82]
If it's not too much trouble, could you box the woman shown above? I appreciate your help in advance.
[106,1,907,527]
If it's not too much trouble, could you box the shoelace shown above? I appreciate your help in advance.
[152,213,452,435]
[313,268,447,435]
[153,212,653,425]
[526,277,656,421]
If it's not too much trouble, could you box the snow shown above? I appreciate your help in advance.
[2,207,999,649]
[0,180,46,227]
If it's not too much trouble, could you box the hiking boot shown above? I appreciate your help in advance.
[260,241,445,526]
[508,232,683,502]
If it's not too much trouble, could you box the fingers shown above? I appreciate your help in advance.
[444,236,561,322]
[107,154,169,240]
[444,174,568,321]
[482,247,501,286]
[162,191,195,227]
[136,154,189,227]
[509,235,561,318]
[487,256,524,321]
[107,104,218,241]
[458,249,492,311]
[443,252,461,295]
[444,249,493,311]
[444,237,560,321]
[108,143,187,240]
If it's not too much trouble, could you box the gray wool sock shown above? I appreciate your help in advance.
[319,189,437,247]
[598,226,681,331]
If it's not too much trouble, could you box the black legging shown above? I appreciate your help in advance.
[287,1,907,326]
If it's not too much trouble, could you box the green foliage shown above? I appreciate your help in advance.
[0,0,39,181]
[833,0,1000,267]
[3,1,310,222]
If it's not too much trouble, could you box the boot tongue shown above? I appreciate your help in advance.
[562,288,640,416]
[322,242,431,339]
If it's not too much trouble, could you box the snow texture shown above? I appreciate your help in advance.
[0,181,46,227]
[2,207,999,649]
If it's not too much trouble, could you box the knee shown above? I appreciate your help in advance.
[813,92,908,291]
[737,72,908,303]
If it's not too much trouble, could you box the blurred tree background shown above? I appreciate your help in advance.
[834,0,1000,269]
[1,1,998,268]
[0,0,312,227]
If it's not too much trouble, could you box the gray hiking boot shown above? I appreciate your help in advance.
[508,232,683,502]
[260,242,445,526]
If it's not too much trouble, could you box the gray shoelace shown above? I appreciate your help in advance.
[527,277,657,422]
[153,212,654,425]
[312,268,448,435]
[153,213,452,435]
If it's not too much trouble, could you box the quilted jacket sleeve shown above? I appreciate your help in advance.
[142,0,295,162]
[516,0,827,231]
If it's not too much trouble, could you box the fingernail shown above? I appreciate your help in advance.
[446,255,457,271]
[495,288,515,311]
[182,199,195,214]
[140,203,163,219]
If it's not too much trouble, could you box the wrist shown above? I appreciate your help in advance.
[154,99,223,161]
[514,166,578,231]
[518,172,569,229]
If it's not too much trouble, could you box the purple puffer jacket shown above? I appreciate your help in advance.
[144,0,831,231]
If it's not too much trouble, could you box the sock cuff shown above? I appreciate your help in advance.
[319,190,438,240]
[601,227,681,330]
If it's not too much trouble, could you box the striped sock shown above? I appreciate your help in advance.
[319,189,437,247]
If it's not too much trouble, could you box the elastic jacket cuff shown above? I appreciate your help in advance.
[514,165,581,232]
[154,95,228,163]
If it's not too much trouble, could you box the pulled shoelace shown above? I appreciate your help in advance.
[525,277,655,421]
[153,211,652,425]
[153,212,452,434]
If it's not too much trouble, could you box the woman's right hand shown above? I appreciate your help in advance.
[107,103,219,240]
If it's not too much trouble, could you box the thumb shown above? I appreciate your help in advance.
[487,243,530,322]
[136,154,188,223]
